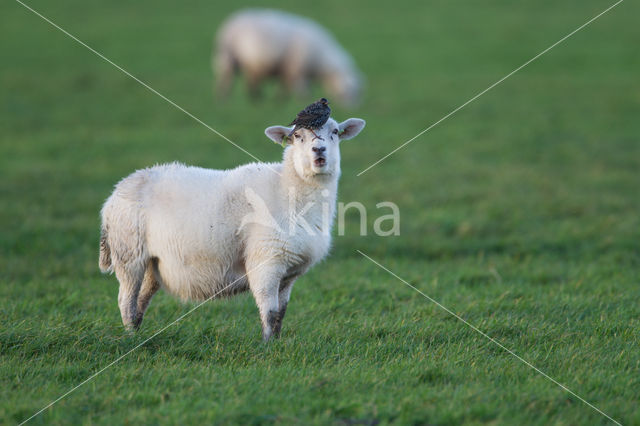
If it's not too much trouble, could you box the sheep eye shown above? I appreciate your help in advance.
[332,129,339,135]
[294,133,301,139]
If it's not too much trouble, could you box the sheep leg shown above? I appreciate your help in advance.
[277,75,291,100]
[281,73,308,98]
[214,48,235,98]
[135,263,160,328]
[282,52,309,99]
[246,72,264,100]
[247,262,284,341]
[273,278,296,337]
[256,289,280,341]
[115,265,144,331]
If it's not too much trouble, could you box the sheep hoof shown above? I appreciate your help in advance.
[262,310,283,341]
[123,317,142,333]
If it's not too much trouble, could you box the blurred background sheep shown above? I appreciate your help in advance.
[213,9,363,106]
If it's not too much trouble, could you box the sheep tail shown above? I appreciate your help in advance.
[99,226,113,273]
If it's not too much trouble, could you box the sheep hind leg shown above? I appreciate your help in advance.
[135,261,160,329]
[115,264,144,331]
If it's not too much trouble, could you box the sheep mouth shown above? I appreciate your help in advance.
[314,157,326,167]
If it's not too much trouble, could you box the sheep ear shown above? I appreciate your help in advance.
[265,126,293,145]
[338,118,366,141]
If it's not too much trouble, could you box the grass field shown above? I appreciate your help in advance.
[2,0,639,424]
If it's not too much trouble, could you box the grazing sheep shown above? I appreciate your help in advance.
[214,9,363,106]
[99,117,365,340]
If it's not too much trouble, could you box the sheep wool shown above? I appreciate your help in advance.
[99,117,365,340]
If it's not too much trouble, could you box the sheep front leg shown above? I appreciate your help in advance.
[246,72,264,100]
[214,48,234,98]
[247,261,284,341]
[275,277,296,337]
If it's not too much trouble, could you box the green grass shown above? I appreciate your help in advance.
[2,0,639,424]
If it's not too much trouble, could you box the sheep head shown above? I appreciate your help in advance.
[265,118,365,180]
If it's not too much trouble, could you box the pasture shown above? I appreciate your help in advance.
[1,0,639,424]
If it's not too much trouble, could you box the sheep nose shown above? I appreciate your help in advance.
[312,146,326,153]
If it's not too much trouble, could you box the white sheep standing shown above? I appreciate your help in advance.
[214,9,363,106]
[99,117,365,340]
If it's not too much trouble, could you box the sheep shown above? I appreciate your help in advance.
[99,117,366,340]
[214,9,363,106]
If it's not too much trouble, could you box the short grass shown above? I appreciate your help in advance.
[1,0,639,424]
